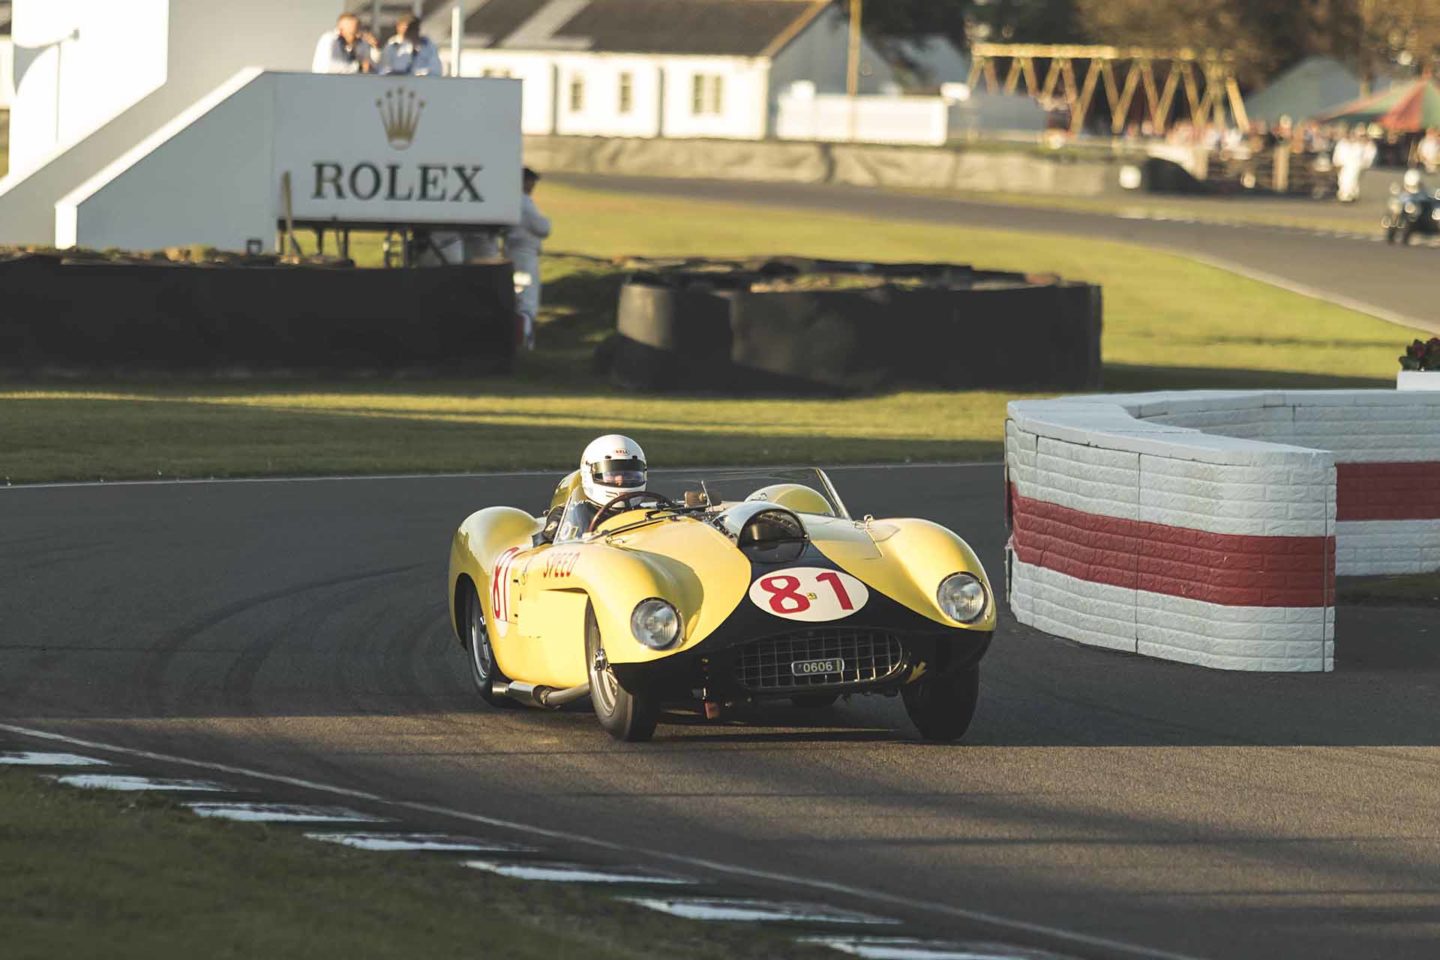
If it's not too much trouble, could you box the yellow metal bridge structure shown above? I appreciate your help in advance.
[967,44,1250,136]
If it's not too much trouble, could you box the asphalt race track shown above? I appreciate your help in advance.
[4,466,1438,959]
[555,173,1440,335]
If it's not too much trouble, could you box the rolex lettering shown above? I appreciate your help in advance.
[310,162,485,202]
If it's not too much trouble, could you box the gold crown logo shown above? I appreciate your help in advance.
[376,89,425,150]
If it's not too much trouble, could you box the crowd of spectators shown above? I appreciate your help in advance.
[1113,114,1440,202]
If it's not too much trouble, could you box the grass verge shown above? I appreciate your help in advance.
[0,181,1426,483]
[0,769,825,960]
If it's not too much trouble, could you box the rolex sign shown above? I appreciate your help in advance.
[273,73,523,227]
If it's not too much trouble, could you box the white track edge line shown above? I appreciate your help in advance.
[0,722,1206,960]
[2,461,1004,491]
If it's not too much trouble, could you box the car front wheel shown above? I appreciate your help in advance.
[586,605,659,742]
[464,584,517,709]
[901,664,980,742]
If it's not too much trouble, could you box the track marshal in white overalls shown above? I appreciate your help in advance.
[506,167,551,350]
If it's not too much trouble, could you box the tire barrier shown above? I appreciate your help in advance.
[608,258,1102,394]
[1005,390,1440,673]
[0,253,515,375]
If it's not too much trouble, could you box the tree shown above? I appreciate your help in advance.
[842,0,971,44]
[1345,0,1440,85]
[967,0,1082,45]
[1071,0,1311,87]
[1071,0,1440,90]
[836,0,1080,46]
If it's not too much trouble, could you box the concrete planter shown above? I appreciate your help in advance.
[1397,371,1440,391]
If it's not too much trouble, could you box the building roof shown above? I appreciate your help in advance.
[346,0,453,40]
[464,0,827,57]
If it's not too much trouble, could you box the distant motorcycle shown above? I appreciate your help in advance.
[1382,171,1440,245]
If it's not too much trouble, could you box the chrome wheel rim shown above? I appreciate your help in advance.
[591,651,619,714]
[469,593,494,683]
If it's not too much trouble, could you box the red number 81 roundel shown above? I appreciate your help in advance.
[747,567,869,622]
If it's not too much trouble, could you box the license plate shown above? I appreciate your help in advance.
[791,658,844,677]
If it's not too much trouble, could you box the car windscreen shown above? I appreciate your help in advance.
[647,467,849,520]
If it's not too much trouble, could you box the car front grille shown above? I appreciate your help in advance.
[733,628,906,692]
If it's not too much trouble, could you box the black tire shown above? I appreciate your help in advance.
[901,664,980,742]
[790,693,840,709]
[1386,226,1399,244]
[586,605,659,742]
[1402,224,1417,246]
[463,583,518,709]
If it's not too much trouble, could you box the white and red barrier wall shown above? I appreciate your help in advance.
[1005,390,1440,672]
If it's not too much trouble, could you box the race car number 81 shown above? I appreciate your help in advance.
[748,568,869,622]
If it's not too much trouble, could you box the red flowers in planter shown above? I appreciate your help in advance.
[1400,337,1440,371]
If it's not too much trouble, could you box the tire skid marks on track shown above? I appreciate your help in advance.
[0,722,1206,960]
[217,572,417,720]
[139,561,424,717]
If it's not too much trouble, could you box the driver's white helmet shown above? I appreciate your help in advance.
[1404,169,1424,192]
[580,435,647,506]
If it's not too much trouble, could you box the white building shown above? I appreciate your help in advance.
[439,0,895,139]
[1,3,14,123]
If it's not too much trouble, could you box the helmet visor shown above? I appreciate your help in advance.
[591,457,646,490]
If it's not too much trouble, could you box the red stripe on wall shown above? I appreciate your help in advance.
[1337,462,1440,522]
[1009,488,1334,607]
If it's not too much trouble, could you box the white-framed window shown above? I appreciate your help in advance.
[618,71,634,114]
[569,74,585,112]
[691,73,723,116]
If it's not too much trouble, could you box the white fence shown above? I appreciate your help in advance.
[776,93,949,146]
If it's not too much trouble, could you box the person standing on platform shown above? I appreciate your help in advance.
[312,12,379,74]
[505,168,550,351]
[379,14,443,76]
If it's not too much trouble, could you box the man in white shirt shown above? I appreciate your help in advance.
[1333,127,1376,203]
[311,12,378,74]
[379,15,443,76]
[1417,129,1440,174]
[505,168,552,351]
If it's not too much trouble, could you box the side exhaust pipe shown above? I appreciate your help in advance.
[493,680,591,708]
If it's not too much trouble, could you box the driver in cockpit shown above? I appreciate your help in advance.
[545,435,649,543]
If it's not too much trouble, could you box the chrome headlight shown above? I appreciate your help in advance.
[631,598,681,650]
[937,573,987,623]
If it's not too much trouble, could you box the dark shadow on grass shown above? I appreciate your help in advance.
[1103,363,1393,392]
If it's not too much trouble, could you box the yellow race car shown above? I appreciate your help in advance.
[447,468,995,742]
